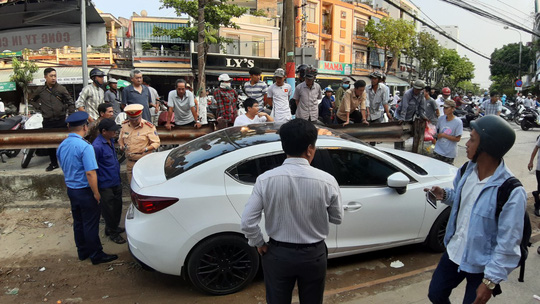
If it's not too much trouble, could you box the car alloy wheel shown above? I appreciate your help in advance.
[187,234,259,295]
[425,208,450,252]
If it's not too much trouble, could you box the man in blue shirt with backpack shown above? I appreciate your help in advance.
[425,115,527,304]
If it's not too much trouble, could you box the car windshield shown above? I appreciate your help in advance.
[164,123,353,180]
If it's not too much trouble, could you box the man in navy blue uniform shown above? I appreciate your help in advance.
[92,118,126,244]
[57,111,118,264]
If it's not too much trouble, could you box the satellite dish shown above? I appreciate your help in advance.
[141,10,148,17]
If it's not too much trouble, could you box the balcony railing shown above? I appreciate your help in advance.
[134,50,190,58]
[353,30,367,38]
[353,63,371,71]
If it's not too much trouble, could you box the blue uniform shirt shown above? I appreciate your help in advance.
[57,133,98,189]
[92,134,121,188]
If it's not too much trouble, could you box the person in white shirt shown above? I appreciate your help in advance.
[266,68,292,123]
[234,97,274,126]
[0,98,5,113]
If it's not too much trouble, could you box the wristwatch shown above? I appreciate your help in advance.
[482,278,496,290]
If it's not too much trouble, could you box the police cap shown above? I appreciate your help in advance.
[66,111,89,127]
[124,104,144,119]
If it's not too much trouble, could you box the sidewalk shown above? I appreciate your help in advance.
[339,237,540,304]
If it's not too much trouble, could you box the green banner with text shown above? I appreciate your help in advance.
[0,81,16,92]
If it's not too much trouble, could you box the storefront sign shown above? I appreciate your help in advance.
[0,25,105,51]
[318,61,352,75]
[0,81,16,92]
[0,51,22,58]
[192,53,279,72]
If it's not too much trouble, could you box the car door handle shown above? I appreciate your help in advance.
[344,202,362,211]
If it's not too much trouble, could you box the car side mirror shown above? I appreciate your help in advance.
[387,172,409,195]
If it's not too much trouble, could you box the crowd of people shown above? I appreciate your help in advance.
[25,64,536,304]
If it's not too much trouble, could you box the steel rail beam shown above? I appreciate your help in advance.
[0,122,413,149]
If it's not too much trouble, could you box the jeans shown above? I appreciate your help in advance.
[42,119,66,166]
[428,251,484,304]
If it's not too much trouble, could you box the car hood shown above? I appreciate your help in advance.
[132,151,170,189]
[378,147,457,178]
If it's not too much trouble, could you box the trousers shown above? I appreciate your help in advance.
[428,251,484,304]
[99,184,123,232]
[262,240,327,304]
[42,119,66,166]
[67,187,103,260]
[126,159,136,185]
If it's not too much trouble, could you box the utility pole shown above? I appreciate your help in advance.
[197,0,207,97]
[301,0,307,47]
[284,0,296,93]
[81,0,88,87]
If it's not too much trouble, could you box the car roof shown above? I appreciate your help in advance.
[164,123,364,180]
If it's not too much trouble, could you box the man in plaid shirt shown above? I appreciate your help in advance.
[478,92,502,116]
[214,74,238,128]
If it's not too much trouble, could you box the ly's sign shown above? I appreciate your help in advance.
[318,61,352,75]
[226,58,255,68]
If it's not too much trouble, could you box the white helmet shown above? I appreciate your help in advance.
[218,74,231,82]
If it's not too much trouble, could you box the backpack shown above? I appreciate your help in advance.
[459,162,532,282]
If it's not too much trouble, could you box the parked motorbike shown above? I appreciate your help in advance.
[0,111,23,162]
[513,103,526,125]
[20,113,48,168]
[519,108,540,131]
[455,103,479,128]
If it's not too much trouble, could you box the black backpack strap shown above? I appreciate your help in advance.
[459,161,469,177]
[495,177,522,217]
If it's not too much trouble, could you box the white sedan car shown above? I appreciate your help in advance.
[126,123,456,295]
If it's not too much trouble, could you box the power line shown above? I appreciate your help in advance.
[441,0,540,38]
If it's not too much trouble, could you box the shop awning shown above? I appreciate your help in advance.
[0,81,15,92]
[385,75,409,87]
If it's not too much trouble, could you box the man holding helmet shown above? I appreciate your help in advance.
[76,68,105,122]
[426,115,526,304]
[292,65,322,122]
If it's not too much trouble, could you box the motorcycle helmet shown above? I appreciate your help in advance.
[89,68,105,79]
[296,64,308,78]
[305,66,317,79]
[368,71,383,79]
[470,115,515,160]
[442,87,451,96]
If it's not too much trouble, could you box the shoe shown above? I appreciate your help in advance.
[46,164,59,172]
[537,246,540,255]
[78,254,89,261]
[110,234,126,244]
[91,252,118,265]
[535,208,540,217]
[105,227,125,236]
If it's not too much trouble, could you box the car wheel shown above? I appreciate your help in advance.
[425,208,450,252]
[186,234,259,295]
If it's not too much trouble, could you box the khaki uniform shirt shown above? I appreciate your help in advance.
[336,88,366,122]
[119,119,160,161]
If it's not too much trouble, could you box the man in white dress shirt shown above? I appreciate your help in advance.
[241,118,343,304]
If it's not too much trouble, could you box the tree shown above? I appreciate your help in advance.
[489,42,534,95]
[432,48,474,91]
[153,0,263,96]
[411,32,442,85]
[365,17,416,73]
[10,56,38,115]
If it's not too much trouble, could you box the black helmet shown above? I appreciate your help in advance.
[296,64,308,78]
[89,68,105,78]
[470,115,515,159]
[305,66,317,79]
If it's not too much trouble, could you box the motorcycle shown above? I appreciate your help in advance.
[0,111,23,162]
[519,108,540,131]
[20,113,49,168]
[513,103,526,125]
[455,103,479,128]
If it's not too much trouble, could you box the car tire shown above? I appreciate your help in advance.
[186,234,259,295]
[425,208,450,252]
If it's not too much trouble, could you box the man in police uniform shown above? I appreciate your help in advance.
[119,104,161,184]
[57,111,118,265]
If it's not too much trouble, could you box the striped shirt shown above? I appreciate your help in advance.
[244,80,268,104]
[241,157,343,247]
[75,84,105,120]
[480,100,502,116]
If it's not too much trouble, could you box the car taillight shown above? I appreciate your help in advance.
[130,191,179,214]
